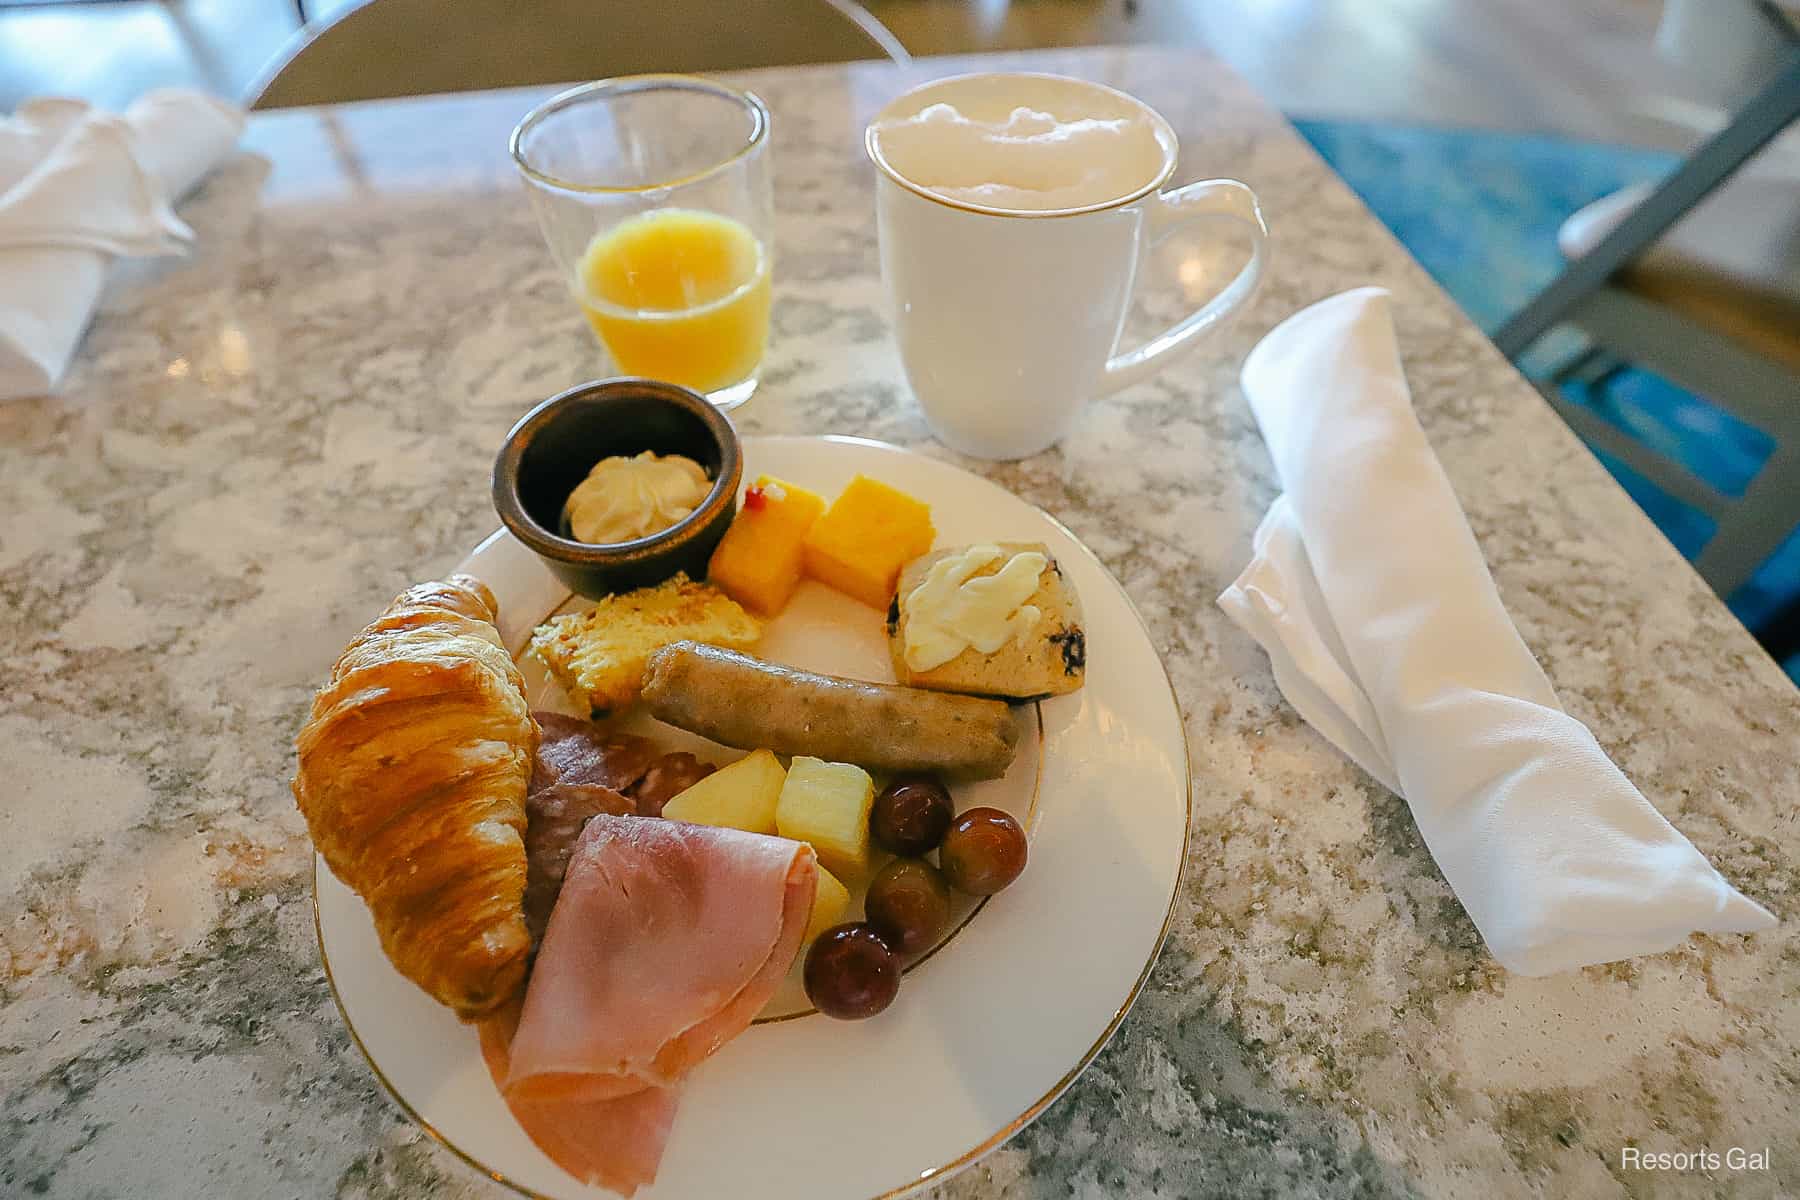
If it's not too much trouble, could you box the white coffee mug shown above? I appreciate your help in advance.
[867,73,1268,460]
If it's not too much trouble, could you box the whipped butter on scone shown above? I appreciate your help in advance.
[886,542,1086,699]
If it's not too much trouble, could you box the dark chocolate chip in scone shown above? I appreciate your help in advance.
[1049,627,1086,675]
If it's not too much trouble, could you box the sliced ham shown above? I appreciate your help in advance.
[480,997,680,1198]
[522,783,635,943]
[522,715,718,937]
[480,813,817,1195]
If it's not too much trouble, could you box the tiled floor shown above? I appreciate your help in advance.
[0,0,1718,150]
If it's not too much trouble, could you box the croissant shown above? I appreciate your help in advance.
[294,574,537,1019]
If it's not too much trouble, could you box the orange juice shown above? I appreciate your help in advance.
[577,208,771,393]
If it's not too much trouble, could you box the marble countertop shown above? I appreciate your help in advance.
[2,45,1796,1200]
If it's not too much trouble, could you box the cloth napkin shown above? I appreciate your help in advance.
[0,89,244,399]
[1218,287,1776,975]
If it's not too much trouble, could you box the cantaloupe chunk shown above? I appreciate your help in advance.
[803,866,851,945]
[660,749,786,835]
[801,475,935,609]
[776,756,874,880]
[707,476,826,615]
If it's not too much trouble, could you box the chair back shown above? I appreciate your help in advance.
[249,0,907,109]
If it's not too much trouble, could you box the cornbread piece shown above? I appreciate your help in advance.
[707,476,826,615]
[528,574,761,716]
[887,542,1086,699]
[802,475,935,609]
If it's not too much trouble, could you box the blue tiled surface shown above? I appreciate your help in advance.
[1295,120,1798,682]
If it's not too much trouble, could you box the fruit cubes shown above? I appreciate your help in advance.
[803,866,851,944]
[707,476,826,615]
[776,756,875,880]
[802,475,935,609]
[660,748,786,835]
[660,748,850,946]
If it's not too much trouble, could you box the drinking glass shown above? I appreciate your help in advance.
[512,76,774,410]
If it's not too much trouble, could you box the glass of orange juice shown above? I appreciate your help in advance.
[512,76,773,409]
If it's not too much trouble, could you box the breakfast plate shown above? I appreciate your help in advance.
[314,434,1190,1200]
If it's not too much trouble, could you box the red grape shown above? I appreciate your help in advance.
[939,807,1027,895]
[870,775,954,856]
[803,923,899,1019]
[865,858,953,954]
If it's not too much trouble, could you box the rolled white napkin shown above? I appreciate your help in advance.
[1218,287,1775,975]
[0,89,244,399]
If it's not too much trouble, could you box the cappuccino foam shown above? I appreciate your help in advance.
[871,78,1167,213]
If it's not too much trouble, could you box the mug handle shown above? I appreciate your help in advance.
[1099,178,1269,395]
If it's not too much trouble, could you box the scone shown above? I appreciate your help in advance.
[886,542,1085,700]
[529,573,761,715]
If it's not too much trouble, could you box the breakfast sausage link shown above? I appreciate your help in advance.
[641,641,1020,780]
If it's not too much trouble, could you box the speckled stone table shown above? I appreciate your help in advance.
[2,46,1796,1200]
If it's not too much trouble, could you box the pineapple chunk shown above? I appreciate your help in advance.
[660,749,786,835]
[802,475,935,609]
[776,756,874,879]
[803,866,851,945]
[707,476,826,615]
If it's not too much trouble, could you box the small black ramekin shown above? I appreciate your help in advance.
[492,378,741,599]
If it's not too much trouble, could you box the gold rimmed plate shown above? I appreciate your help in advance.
[313,435,1191,1199]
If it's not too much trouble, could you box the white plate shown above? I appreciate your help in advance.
[314,435,1191,1200]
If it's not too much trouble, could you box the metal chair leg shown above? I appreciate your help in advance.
[1546,343,1606,385]
[1695,442,1800,598]
[1550,345,1630,394]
